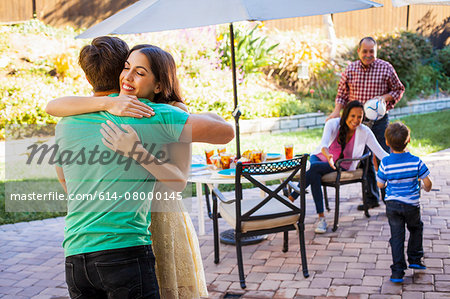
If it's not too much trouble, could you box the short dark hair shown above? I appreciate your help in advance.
[78,36,129,92]
[129,44,183,104]
[358,36,377,49]
[385,122,410,152]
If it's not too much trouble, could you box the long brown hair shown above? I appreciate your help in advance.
[337,101,364,160]
[128,44,184,104]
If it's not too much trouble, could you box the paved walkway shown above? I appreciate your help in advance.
[1,149,449,298]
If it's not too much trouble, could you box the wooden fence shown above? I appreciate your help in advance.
[265,0,450,39]
[0,0,33,24]
[1,0,449,42]
[0,0,138,28]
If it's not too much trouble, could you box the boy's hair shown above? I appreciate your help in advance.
[78,36,129,92]
[385,122,410,152]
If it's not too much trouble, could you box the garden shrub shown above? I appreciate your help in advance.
[1,20,448,140]
[238,91,335,119]
[49,52,83,80]
[436,46,450,77]
[244,91,301,118]
[399,31,434,63]
[307,63,341,102]
[376,31,450,100]
[264,30,344,106]
[404,64,435,99]
[0,21,91,138]
[217,23,279,75]
[377,32,421,86]
[341,31,449,101]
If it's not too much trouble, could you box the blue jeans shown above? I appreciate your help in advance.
[386,201,424,276]
[365,114,390,204]
[290,155,335,214]
[65,245,160,299]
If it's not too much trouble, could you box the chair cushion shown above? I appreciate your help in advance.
[321,169,363,183]
[219,198,300,233]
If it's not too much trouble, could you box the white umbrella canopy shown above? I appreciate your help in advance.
[392,0,450,6]
[76,0,383,157]
[77,0,382,38]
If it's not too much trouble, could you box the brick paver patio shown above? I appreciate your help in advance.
[1,149,449,298]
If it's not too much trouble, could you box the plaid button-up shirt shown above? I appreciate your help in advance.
[335,59,405,111]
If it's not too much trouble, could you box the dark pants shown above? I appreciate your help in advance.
[290,155,335,214]
[65,245,160,299]
[364,113,390,204]
[386,201,424,276]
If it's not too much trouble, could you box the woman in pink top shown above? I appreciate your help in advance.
[289,101,388,233]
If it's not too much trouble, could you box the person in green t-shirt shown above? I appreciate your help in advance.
[49,37,233,298]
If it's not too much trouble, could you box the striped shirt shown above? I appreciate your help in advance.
[335,59,405,111]
[377,152,430,206]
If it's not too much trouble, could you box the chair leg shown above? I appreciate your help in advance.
[204,184,213,219]
[333,186,340,232]
[282,231,288,252]
[362,180,370,218]
[323,185,330,212]
[212,193,220,264]
[297,222,309,278]
[235,232,246,289]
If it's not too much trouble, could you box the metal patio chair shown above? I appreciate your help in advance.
[321,152,371,232]
[211,155,309,289]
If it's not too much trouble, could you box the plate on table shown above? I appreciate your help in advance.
[266,153,282,160]
[218,169,236,178]
[191,164,208,172]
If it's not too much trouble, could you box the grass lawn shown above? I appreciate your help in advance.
[0,179,66,225]
[401,110,450,156]
[1,110,449,225]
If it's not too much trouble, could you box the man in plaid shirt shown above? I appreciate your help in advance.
[326,37,405,210]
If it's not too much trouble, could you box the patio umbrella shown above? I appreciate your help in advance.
[76,0,383,158]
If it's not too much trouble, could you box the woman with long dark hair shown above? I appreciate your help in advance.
[289,101,388,233]
[46,44,207,298]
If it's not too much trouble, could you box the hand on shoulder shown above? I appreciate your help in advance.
[107,94,155,118]
[325,110,340,122]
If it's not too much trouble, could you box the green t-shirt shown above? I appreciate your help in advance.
[55,96,189,257]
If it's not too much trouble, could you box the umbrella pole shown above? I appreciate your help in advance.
[229,23,241,159]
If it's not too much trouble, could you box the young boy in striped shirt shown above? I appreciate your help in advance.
[377,122,432,283]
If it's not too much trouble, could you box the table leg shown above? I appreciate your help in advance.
[260,180,267,198]
[196,182,205,236]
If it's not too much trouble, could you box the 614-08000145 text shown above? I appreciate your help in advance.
[9,191,182,201]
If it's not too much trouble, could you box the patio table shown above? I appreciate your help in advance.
[188,157,308,236]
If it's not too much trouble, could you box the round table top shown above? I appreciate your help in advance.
[188,168,296,184]
[188,160,309,185]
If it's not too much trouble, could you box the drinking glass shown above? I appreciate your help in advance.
[204,149,214,164]
[284,144,294,159]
